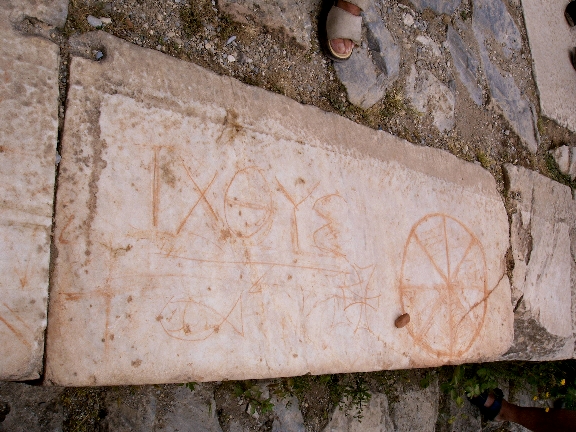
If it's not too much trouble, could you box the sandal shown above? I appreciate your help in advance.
[325,1,363,61]
[469,388,504,421]
[566,1,576,26]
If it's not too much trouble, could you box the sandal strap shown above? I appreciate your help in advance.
[469,388,504,421]
[346,0,369,11]
[326,6,362,46]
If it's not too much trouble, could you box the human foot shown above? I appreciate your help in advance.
[326,0,362,61]
[469,388,504,421]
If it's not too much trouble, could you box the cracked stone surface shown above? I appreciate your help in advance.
[390,381,439,431]
[0,382,64,432]
[408,0,463,15]
[4,0,68,27]
[446,26,483,107]
[405,65,455,132]
[323,393,394,432]
[551,146,576,180]
[521,0,576,133]
[0,382,224,432]
[504,164,576,360]
[45,31,513,386]
[0,4,59,380]
[272,396,305,432]
[472,0,539,153]
[219,0,320,50]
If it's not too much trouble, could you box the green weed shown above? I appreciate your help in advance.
[181,381,197,391]
[544,152,576,189]
[233,381,275,415]
[440,361,576,410]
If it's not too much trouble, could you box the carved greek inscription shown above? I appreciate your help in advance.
[225,167,273,240]
[59,142,492,359]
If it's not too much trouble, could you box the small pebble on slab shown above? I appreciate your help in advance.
[395,313,411,328]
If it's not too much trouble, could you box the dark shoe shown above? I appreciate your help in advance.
[566,1,576,26]
[570,47,576,71]
[469,388,504,421]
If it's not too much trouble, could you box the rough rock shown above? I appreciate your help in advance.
[446,26,483,106]
[503,164,576,360]
[102,387,160,431]
[126,385,222,432]
[334,47,388,109]
[218,0,320,50]
[472,0,522,58]
[551,146,576,181]
[45,31,513,386]
[272,396,305,432]
[519,0,576,132]
[323,393,394,432]
[390,380,439,431]
[476,43,538,153]
[405,65,455,132]
[0,5,59,380]
[445,398,482,432]
[415,35,441,57]
[335,5,400,109]
[3,0,68,27]
[471,0,539,153]
[364,4,401,79]
[0,382,64,431]
[408,0,462,15]
[551,146,571,175]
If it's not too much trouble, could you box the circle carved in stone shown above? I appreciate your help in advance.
[400,214,488,358]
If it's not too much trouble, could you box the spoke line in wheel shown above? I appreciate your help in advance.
[413,232,448,283]
[442,216,456,357]
[443,216,451,286]
[450,236,476,282]
[413,295,445,344]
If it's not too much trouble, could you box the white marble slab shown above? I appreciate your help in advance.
[521,0,576,132]
[45,32,513,386]
[0,9,59,379]
[504,165,576,360]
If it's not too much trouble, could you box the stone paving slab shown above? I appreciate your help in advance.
[219,0,320,50]
[4,0,68,28]
[0,7,59,380]
[521,0,576,133]
[324,393,394,432]
[503,164,576,360]
[45,31,513,386]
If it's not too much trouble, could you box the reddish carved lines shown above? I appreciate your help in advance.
[224,167,274,240]
[276,178,319,253]
[0,303,32,348]
[399,214,488,358]
[313,194,348,257]
[58,215,75,245]
[176,166,219,234]
[160,295,244,342]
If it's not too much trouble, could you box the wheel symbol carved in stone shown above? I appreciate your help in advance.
[400,214,488,358]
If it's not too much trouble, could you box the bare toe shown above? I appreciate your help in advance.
[329,38,353,56]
